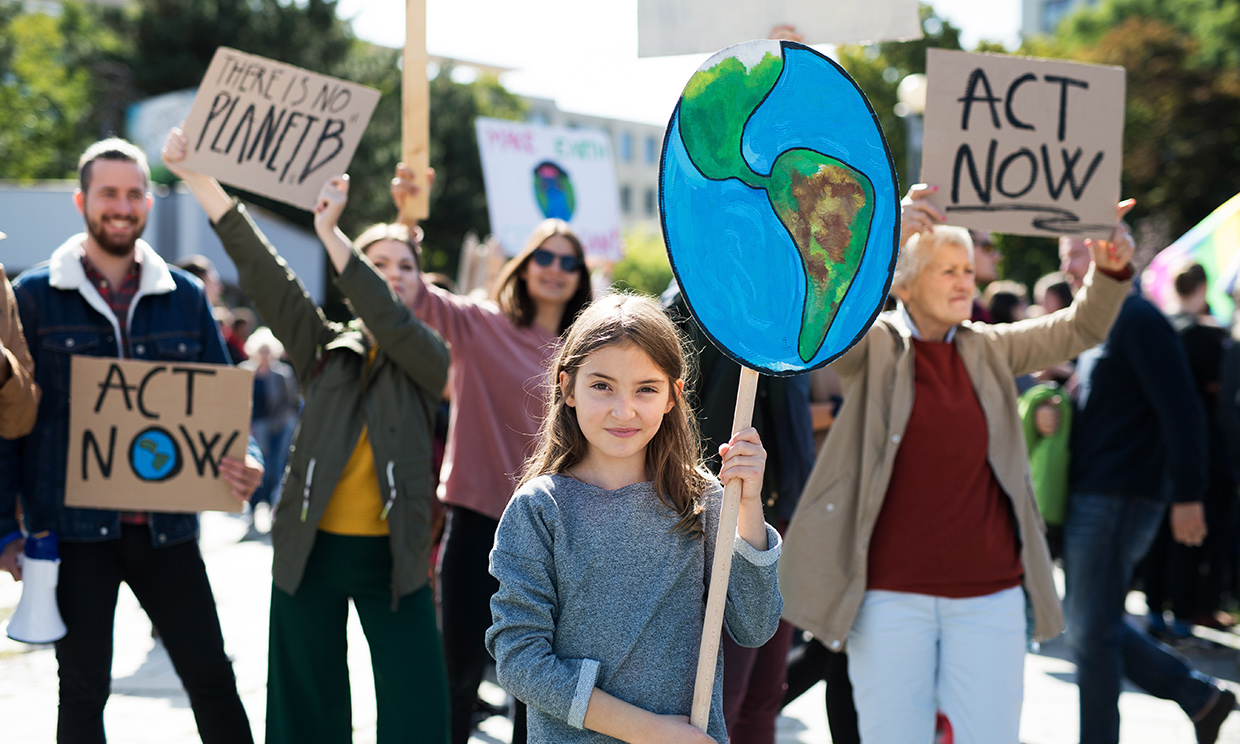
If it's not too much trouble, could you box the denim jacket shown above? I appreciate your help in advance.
[0,234,237,547]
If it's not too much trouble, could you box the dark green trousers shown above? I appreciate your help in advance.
[266,532,449,743]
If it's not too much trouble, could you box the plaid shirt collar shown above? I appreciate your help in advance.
[80,251,142,354]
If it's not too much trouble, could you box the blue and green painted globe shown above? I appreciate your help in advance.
[533,161,575,221]
[660,40,900,374]
[130,427,182,482]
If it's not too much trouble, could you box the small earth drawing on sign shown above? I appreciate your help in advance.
[660,39,900,374]
[130,427,182,482]
[533,161,575,220]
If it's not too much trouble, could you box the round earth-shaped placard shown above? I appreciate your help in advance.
[660,39,900,375]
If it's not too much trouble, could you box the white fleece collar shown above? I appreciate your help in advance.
[48,234,177,296]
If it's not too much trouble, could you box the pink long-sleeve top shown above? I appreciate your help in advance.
[413,281,559,520]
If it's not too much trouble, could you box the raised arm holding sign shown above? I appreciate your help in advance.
[165,126,454,742]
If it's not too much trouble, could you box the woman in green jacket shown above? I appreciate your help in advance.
[164,129,450,744]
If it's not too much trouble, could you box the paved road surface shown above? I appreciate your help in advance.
[2,512,1238,743]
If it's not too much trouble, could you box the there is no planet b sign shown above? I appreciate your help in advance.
[660,39,900,374]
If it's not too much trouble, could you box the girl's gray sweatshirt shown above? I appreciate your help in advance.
[486,474,783,743]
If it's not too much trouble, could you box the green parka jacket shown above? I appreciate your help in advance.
[213,204,449,600]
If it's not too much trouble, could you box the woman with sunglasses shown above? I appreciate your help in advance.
[392,164,593,744]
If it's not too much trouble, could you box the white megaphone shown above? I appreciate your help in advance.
[6,531,67,644]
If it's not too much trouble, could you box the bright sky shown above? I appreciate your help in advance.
[337,0,1023,126]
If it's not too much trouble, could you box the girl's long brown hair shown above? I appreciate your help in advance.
[492,219,593,335]
[520,293,711,536]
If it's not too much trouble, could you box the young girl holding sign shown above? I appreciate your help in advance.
[163,129,450,744]
[485,293,783,743]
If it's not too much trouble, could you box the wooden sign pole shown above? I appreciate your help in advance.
[402,0,430,222]
[690,365,761,731]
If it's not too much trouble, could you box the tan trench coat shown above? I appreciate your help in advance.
[779,266,1130,650]
[0,263,39,440]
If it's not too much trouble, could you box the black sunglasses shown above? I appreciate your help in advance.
[530,248,582,273]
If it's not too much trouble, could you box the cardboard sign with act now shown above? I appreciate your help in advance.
[179,47,381,210]
[921,49,1126,238]
[65,357,253,514]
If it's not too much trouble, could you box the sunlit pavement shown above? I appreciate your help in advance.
[2,513,1239,743]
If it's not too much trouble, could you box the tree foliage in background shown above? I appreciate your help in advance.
[10,0,1239,300]
[421,67,525,277]
[129,3,526,274]
[132,0,354,98]
[833,7,1070,291]
[127,0,376,234]
[0,0,524,283]
[1050,1,1240,252]
[839,0,1240,292]
[611,227,673,298]
[834,5,1073,297]
[0,1,128,180]
[835,5,964,194]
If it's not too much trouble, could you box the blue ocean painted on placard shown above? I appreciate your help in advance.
[660,40,900,374]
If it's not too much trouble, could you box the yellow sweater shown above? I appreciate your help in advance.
[318,349,388,536]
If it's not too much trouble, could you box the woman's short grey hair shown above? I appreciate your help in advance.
[892,225,974,291]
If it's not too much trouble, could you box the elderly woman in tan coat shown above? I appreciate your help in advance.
[780,195,1135,744]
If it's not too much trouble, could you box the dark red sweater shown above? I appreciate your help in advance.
[867,337,1023,598]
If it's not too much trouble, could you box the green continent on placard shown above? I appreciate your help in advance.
[767,149,875,362]
[679,52,783,189]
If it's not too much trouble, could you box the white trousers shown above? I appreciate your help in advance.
[847,586,1026,744]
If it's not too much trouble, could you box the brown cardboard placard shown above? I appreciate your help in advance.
[65,357,253,514]
[179,47,381,211]
[921,49,1126,238]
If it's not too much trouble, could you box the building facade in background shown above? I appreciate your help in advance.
[1022,0,1098,37]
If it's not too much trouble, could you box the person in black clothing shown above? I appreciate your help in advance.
[1060,237,1236,744]
[1142,262,1236,635]
[663,283,815,744]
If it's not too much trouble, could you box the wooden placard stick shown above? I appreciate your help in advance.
[690,365,760,731]
[401,0,430,223]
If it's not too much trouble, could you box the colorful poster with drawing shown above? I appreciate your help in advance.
[660,39,900,374]
[475,118,624,261]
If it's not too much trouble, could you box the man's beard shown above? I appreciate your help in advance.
[85,212,145,257]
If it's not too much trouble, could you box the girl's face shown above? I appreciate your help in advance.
[520,234,582,308]
[365,238,419,307]
[561,342,682,479]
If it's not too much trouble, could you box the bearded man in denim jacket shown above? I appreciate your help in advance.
[0,138,262,744]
